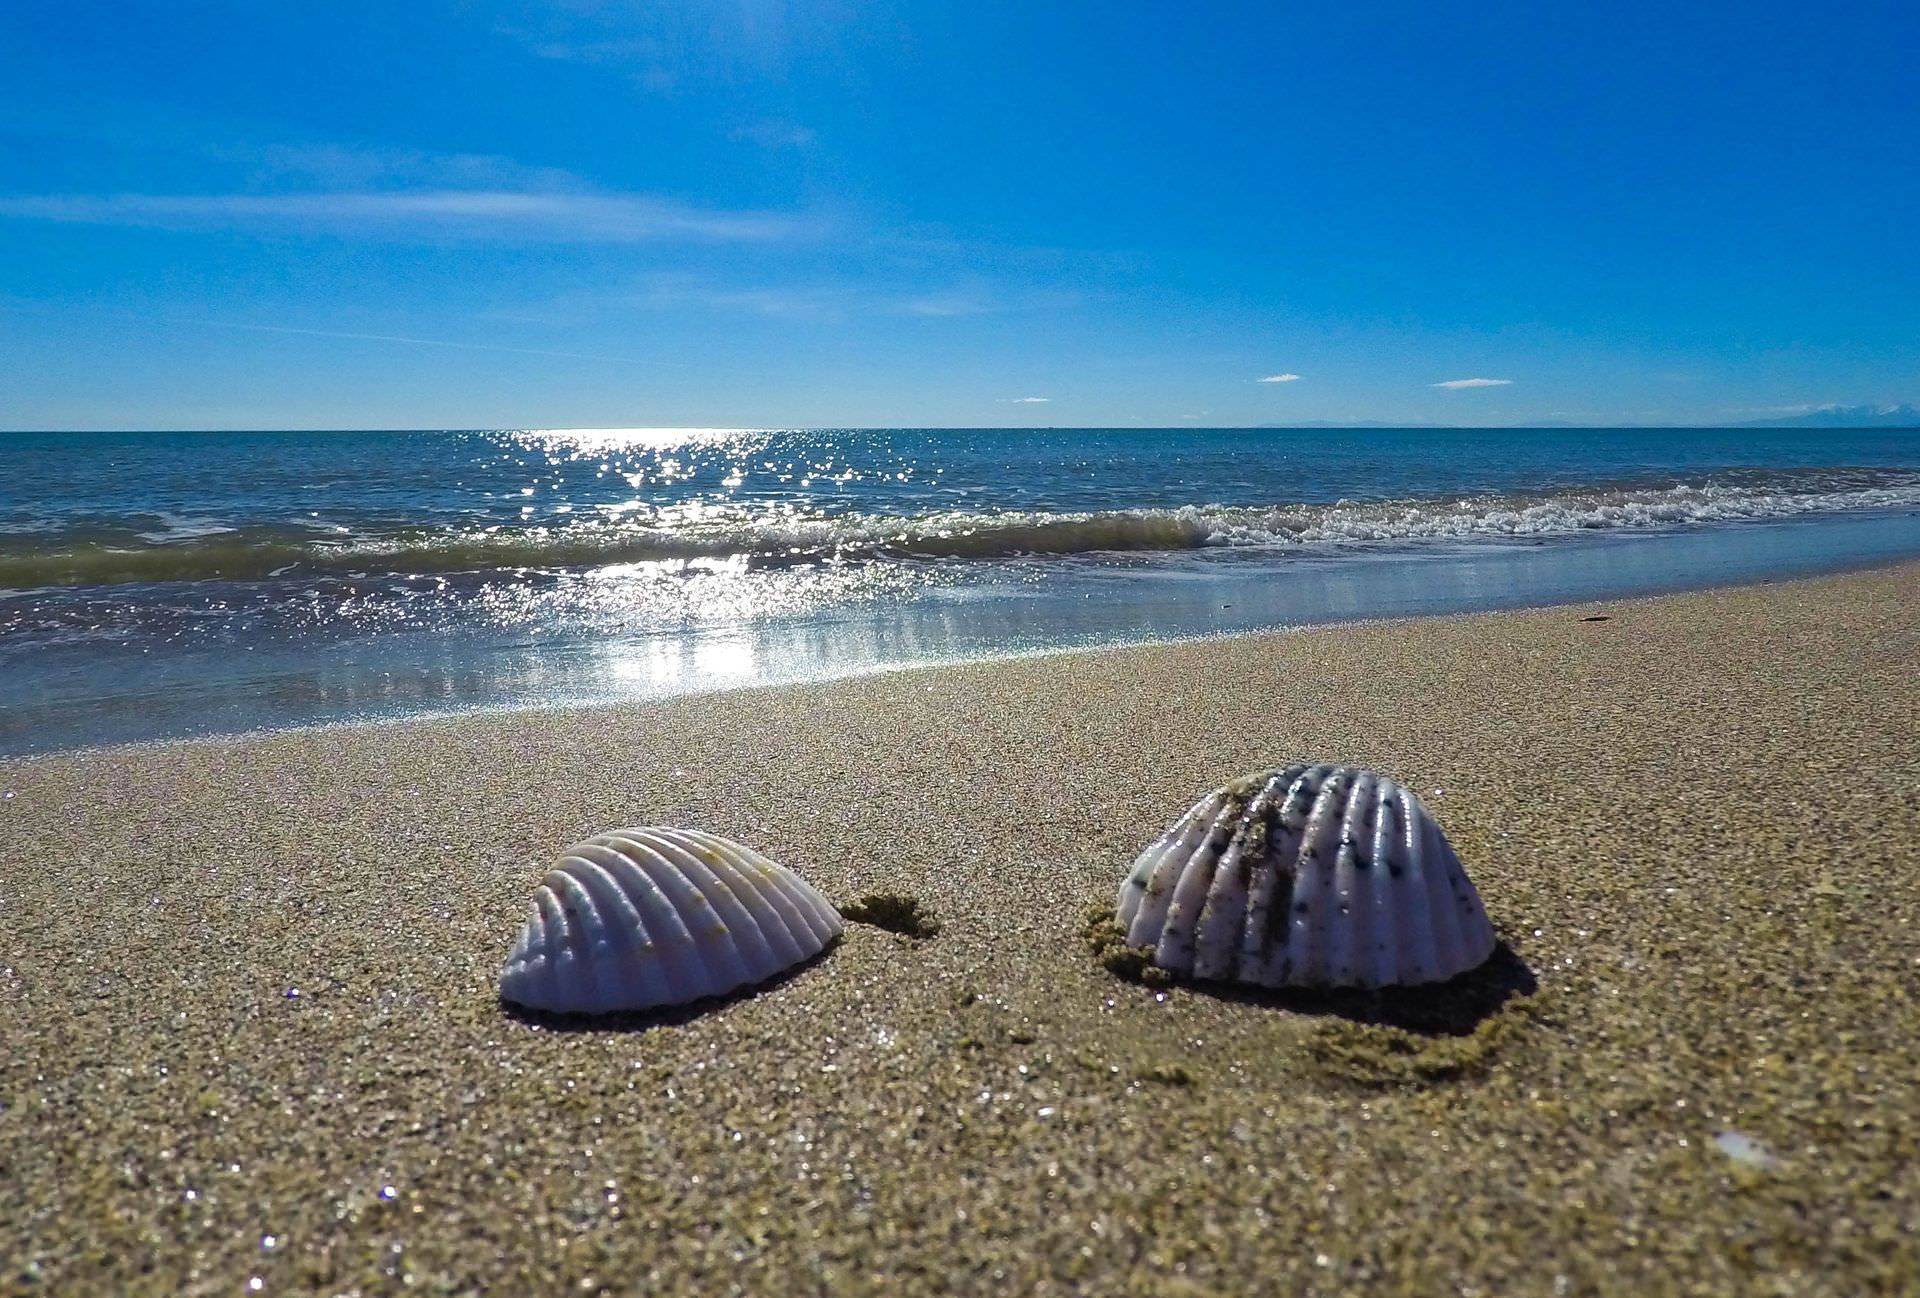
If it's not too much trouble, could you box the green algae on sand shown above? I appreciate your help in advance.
[840,892,943,939]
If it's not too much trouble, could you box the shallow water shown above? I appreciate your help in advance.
[3,426,1917,753]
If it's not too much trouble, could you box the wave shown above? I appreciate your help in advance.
[3,468,1917,590]
[134,512,240,544]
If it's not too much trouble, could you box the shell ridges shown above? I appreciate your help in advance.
[500,826,843,1015]
[1117,765,1497,989]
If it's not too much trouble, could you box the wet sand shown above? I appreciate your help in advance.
[3,563,1916,1295]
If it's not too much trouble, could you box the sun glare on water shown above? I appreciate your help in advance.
[517,427,778,453]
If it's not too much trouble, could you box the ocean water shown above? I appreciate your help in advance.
[3,425,1917,754]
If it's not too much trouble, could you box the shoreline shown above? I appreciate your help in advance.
[3,562,1918,1293]
[15,533,1920,764]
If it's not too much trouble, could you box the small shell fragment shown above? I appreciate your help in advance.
[1713,1131,1779,1170]
[1116,764,1497,988]
[500,827,842,1015]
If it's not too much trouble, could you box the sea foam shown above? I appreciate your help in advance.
[3,467,1915,589]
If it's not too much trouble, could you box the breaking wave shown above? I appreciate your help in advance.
[4,467,1917,590]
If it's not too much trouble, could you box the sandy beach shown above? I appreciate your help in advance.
[3,562,1916,1296]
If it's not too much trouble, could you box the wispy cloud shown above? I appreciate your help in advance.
[488,8,839,93]
[0,190,821,244]
[1009,396,1051,403]
[186,319,675,366]
[1432,377,1513,389]
[626,273,1063,322]
[1257,373,1301,383]
[490,20,676,88]
[633,280,848,321]
[215,143,577,191]
[730,119,817,149]
[894,295,997,318]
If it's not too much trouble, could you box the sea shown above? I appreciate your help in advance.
[3,425,1917,755]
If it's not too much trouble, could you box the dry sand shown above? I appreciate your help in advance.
[3,563,1917,1296]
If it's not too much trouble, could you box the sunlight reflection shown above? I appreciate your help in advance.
[606,632,761,690]
[515,427,775,452]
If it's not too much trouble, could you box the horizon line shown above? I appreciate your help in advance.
[5,421,1918,435]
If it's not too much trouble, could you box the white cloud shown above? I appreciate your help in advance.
[0,189,819,245]
[1257,373,1301,383]
[730,120,817,149]
[1431,377,1513,389]
[1010,396,1051,403]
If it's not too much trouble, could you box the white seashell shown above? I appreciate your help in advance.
[1116,764,1497,989]
[500,827,843,1015]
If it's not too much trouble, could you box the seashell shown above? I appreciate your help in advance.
[500,827,843,1015]
[1116,764,1496,988]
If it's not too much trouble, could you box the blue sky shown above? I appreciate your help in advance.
[1,0,1915,429]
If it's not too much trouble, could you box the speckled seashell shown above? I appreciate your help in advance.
[1116,765,1496,988]
[499,827,843,1015]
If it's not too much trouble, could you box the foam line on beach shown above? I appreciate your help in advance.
[4,466,1917,588]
